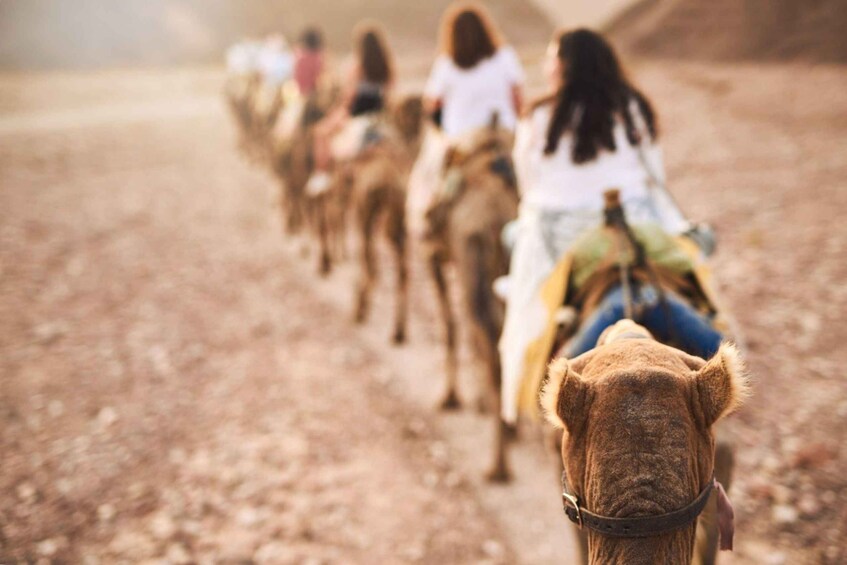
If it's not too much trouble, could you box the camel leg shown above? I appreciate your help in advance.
[485,361,511,483]
[315,194,332,276]
[387,195,408,344]
[354,194,379,324]
[478,321,510,482]
[457,234,511,482]
[429,252,460,410]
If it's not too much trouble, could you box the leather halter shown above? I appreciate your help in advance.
[561,471,716,538]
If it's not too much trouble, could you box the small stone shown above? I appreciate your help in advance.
[33,322,66,345]
[764,550,787,565]
[47,400,65,417]
[797,495,821,517]
[36,538,59,557]
[56,478,73,495]
[17,482,37,503]
[149,513,177,540]
[772,504,799,525]
[760,455,781,475]
[428,441,448,464]
[97,503,116,522]
[165,542,191,564]
[402,544,425,562]
[128,482,147,500]
[236,506,261,527]
[482,539,504,559]
[96,406,118,428]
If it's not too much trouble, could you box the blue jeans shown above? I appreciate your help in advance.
[566,285,723,359]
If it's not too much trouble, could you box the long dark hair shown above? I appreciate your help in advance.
[439,2,501,69]
[356,24,394,85]
[542,29,657,164]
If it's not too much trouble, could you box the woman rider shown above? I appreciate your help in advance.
[407,2,525,230]
[499,29,717,424]
[306,23,394,194]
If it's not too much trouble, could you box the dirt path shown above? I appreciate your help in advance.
[0,74,519,563]
[1,59,846,564]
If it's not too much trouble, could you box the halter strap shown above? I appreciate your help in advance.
[561,471,716,538]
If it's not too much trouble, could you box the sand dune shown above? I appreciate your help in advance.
[606,0,847,63]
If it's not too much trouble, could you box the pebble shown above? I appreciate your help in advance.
[97,503,116,522]
[764,551,787,565]
[772,504,799,525]
[36,538,59,557]
[165,542,191,564]
[149,512,177,540]
[16,482,37,503]
[482,539,505,559]
[47,400,64,417]
[797,495,821,517]
[96,406,118,428]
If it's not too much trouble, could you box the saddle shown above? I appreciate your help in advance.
[517,191,733,419]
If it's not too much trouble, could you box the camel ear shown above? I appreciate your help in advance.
[695,342,750,426]
[542,357,590,431]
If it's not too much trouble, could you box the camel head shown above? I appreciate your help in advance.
[391,95,425,147]
[542,320,749,565]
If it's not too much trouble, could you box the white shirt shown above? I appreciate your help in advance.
[513,102,667,213]
[424,46,524,140]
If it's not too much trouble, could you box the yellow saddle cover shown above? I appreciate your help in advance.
[517,235,732,420]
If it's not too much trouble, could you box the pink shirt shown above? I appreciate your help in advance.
[294,48,324,96]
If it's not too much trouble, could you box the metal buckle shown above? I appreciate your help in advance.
[561,470,583,528]
[562,490,583,528]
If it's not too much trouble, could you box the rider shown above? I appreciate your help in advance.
[306,22,395,194]
[407,2,525,231]
[499,29,694,425]
[424,2,524,140]
[293,27,325,97]
[563,190,722,359]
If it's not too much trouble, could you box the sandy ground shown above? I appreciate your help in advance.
[1,58,846,564]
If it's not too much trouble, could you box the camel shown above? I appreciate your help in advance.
[542,319,748,565]
[322,96,425,343]
[269,87,338,235]
[424,121,519,481]
[224,73,261,157]
[225,74,285,164]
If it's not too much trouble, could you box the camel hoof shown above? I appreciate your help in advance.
[485,466,512,483]
[392,328,406,345]
[439,391,461,411]
[319,258,331,277]
[353,307,366,325]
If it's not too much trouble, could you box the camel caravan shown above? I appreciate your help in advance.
[224,3,749,563]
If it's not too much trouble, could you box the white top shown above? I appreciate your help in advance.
[259,48,294,86]
[513,101,669,213]
[226,40,262,75]
[424,46,525,140]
